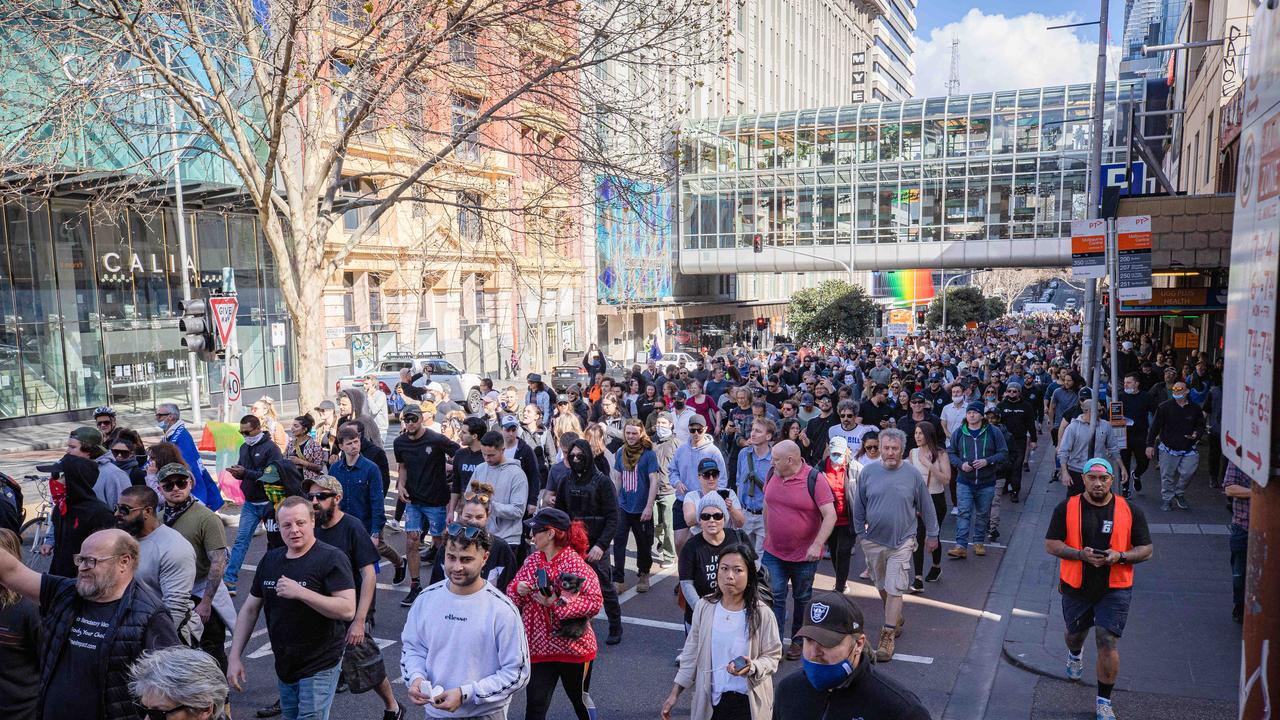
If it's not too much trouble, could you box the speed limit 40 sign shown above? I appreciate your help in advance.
[224,369,242,403]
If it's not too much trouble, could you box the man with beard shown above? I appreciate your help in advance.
[309,476,405,720]
[158,462,235,670]
[400,525,529,717]
[114,485,197,643]
[554,438,622,645]
[0,528,179,720]
[36,454,116,578]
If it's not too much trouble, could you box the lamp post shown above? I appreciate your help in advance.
[941,269,989,329]
[768,245,857,287]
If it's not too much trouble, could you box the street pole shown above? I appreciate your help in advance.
[165,45,201,424]
[1084,0,1109,441]
[1107,218,1119,397]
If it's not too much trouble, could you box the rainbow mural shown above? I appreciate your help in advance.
[885,270,936,306]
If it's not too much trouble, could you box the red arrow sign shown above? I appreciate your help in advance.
[1224,431,1239,449]
[209,296,238,346]
[1246,450,1262,469]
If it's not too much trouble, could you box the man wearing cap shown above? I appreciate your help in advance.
[997,380,1036,503]
[472,431,530,548]
[479,390,503,431]
[946,400,1008,559]
[1146,381,1206,511]
[394,404,460,606]
[1045,458,1152,720]
[854,428,938,661]
[158,462,235,670]
[776,591,931,720]
[500,414,544,507]
[308,476,405,720]
[1057,392,1124,498]
[66,426,132,509]
[922,374,949,417]
[897,392,939,453]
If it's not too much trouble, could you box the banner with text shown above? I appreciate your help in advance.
[1071,218,1107,279]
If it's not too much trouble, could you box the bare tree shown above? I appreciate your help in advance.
[0,0,725,408]
[973,267,1065,312]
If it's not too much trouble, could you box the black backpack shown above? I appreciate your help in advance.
[0,473,24,535]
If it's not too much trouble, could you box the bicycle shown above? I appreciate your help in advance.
[19,474,52,573]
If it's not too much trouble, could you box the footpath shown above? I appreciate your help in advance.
[987,445,1240,719]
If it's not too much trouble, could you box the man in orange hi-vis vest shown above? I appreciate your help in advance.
[1044,457,1153,720]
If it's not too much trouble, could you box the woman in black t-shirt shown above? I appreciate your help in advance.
[677,493,746,626]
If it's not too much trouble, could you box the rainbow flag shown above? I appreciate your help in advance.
[886,270,936,305]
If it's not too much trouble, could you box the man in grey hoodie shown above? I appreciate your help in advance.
[471,431,528,546]
[667,414,726,551]
[1057,394,1125,497]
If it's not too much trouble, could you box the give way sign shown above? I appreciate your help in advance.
[209,296,238,346]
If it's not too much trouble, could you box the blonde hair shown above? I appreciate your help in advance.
[553,412,583,441]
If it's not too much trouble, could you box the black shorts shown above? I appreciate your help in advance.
[1061,587,1132,638]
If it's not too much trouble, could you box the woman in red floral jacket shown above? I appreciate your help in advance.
[508,507,604,720]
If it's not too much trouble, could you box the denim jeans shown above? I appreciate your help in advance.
[278,660,341,720]
[225,501,272,585]
[1229,523,1248,608]
[761,551,817,643]
[955,483,995,548]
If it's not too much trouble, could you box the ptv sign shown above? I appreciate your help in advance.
[209,297,238,346]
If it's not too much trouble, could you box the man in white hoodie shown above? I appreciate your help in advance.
[470,431,529,546]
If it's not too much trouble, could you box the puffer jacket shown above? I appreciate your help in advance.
[947,422,1009,488]
[507,547,602,664]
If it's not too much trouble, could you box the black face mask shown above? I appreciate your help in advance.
[568,452,591,475]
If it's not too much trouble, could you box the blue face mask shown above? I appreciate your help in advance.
[801,657,854,691]
[654,426,673,441]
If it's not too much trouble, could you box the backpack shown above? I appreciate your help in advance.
[764,465,823,507]
[0,474,22,535]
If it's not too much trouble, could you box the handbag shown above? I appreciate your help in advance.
[341,631,387,694]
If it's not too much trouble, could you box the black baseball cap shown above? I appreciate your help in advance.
[525,507,571,533]
[795,591,865,647]
[910,392,927,401]
[1078,386,1093,401]
[697,457,721,475]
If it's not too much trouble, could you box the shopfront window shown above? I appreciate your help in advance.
[51,204,108,410]
[6,203,69,415]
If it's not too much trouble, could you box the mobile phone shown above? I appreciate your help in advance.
[717,489,731,500]
[535,568,553,596]
[731,656,750,673]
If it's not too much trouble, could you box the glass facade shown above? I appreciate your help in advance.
[678,81,1143,250]
[0,201,294,423]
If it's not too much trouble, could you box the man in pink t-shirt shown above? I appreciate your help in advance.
[763,440,836,660]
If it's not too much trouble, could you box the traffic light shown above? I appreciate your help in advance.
[752,234,762,253]
[755,317,768,330]
[179,298,217,360]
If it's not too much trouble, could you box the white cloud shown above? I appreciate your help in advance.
[914,9,1120,98]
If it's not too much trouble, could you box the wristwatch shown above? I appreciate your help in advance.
[1118,552,1128,564]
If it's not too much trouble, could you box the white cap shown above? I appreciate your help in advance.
[829,436,849,459]
[1122,341,1133,351]
[426,381,445,393]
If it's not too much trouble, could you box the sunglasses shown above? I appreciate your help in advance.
[307,491,337,501]
[863,444,880,451]
[159,478,190,491]
[699,471,720,478]
[839,413,857,418]
[135,704,191,720]
[445,523,483,542]
[699,512,724,521]
[96,420,114,427]
[114,503,142,515]
[111,449,133,458]
[689,427,704,434]
[239,430,255,436]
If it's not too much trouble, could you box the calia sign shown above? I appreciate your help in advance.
[99,251,198,276]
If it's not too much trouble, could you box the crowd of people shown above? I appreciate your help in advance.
[0,312,1245,720]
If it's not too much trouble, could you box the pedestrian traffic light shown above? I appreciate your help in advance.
[179,298,217,360]
[753,234,762,253]
[755,317,768,330]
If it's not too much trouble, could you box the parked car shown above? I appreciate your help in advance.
[336,352,485,414]
[551,352,627,393]
[633,351,703,372]
[1063,296,1078,309]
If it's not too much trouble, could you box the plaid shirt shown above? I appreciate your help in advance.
[1222,461,1252,530]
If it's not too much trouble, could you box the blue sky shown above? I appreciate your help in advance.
[912,3,1125,97]
[917,1,1127,44]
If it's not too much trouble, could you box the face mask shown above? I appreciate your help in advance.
[674,399,686,409]
[1172,392,1187,401]
[1124,387,1138,394]
[654,426,673,441]
[953,396,964,404]
[243,432,265,446]
[568,453,590,474]
[157,420,170,432]
[802,657,854,691]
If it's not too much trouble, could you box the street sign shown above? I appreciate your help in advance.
[1222,6,1280,487]
[270,321,286,348]
[1116,215,1153,301]
[224,368,242,403]
[209,296,238,346]
[1071,218,1107,279]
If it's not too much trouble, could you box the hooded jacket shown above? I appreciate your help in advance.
[669,439,727,494]
[92,453,133,509]
[1057,414,1120,472]
[947,422,1009,488]
[472,457,529,545]
[50,455,116,578]
[554,439,619,553]
[338,388,383,448]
